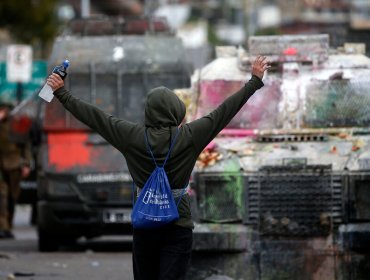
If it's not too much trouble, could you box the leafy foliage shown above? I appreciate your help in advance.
[0,0,58,55]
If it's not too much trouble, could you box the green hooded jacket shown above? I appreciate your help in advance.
[53,75,264,228]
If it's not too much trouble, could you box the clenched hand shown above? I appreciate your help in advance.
[251,55,270,80]
[46,73,64,92]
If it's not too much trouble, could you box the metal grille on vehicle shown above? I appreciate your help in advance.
[244,165,343,237]
[257,134,328,143]
[76,182,132,203]
[349,173,370,221]
[196,173,244,223]
[304,80,370,128]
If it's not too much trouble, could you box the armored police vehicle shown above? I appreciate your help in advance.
[185,34,370,280]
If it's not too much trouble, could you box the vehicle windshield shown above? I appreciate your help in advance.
[195,78,370,130]
[303,80,370,128]
[195,78,282,130]
[43,72,189,130]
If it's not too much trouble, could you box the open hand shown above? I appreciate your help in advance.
[46,73,64,91]
[251,55,270,80]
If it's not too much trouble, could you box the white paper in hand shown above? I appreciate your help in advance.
[38,83,54,102]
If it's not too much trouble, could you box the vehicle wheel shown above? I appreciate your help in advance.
[38,229,59,252]
[30,202,37,225]
[60,236,77,246]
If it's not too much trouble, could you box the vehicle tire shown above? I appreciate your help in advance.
[60,236,77,246]
[38,229,59,252]
[30,202,37,225]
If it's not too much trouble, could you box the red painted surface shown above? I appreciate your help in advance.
[220,129,256,137]
[205,141,216,151]
[48,133,91,171]
[283,47,298,56]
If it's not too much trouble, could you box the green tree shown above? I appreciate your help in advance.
[0,0,58,58]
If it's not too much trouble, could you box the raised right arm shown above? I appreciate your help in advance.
[187,56,270,152]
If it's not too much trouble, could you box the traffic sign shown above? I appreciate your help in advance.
[6,45,33,83]
[0,60,47,104]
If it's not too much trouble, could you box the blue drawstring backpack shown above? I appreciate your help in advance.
[131,128,186,229]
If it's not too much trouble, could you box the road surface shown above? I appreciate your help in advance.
[0,205,134,280]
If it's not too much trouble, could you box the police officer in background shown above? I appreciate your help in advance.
[0,98,31,239]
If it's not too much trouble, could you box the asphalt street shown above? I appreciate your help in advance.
[0,205,134,280]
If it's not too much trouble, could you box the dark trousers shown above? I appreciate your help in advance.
[133,224,192,280]
[2,169,21,229]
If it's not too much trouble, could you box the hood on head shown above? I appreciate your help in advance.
[144,86,186,127]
